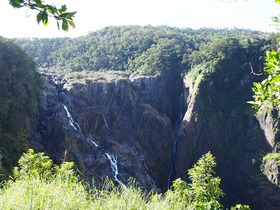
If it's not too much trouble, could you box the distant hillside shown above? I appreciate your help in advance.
[15,26,277,76]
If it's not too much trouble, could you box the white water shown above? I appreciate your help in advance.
[63,105,81,131]
[87,137,98,147]
[102,114,111,131]
[105,153,125,187]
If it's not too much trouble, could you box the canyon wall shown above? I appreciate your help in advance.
[32,67,280,209]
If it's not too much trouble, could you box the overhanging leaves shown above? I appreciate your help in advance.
[9,0,76,32]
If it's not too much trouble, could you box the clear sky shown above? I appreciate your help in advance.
[0,0,279,38]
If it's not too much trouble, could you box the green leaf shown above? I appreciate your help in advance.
[276,0,280,4]
[34,0,42,5]
[36,11,48,26]
[272,16,280,23]
[36,12,43,24]
[271,75,280,83]
[47,6,56,15]
[9,0,24,8]
[51,4,60,15]
[65,11,77,18]
[62,19,69,32]
[68,20,76,29]
[60,5,67,13]
[254,82,261,90]
[42,12,48,26]
[59,11,77,20]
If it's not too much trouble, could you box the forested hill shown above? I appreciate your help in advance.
[0,37,41,179]
[15,25,278,76]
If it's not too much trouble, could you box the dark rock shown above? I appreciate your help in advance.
[32,68,280,209]
[32,74,174,191]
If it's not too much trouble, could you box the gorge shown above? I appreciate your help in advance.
[33,67,280,209]
[1,26,280,209]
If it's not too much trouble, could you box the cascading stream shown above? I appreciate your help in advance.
[105,153,126,188]
[63,103,122,186]
[87,137,98,147]
[102,114,111,131]
[63,104,81,131]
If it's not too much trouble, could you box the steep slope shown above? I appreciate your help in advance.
[0,37,41,180]
[175,37,280,209]
[33,70,182,190]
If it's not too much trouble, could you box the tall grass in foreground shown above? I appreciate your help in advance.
[0,149,249,210]
[0,175,171,210]
[0,149,168,210]
[0,175,91,209]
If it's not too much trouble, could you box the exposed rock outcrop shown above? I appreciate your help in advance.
[32,66,280,209]
[175,68,280,209]
[32,72,182,191]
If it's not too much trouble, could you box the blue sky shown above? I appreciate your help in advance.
[0,0,279,38]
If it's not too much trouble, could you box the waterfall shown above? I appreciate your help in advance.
[175,88,184,127]
[87,137,98,147]
[167,136,177,189]
[105,153,125,187]
[168,85,185,188]
[63,105,81,131]
[102,114,111,131]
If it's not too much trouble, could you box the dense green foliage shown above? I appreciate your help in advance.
[14,26,276,77]
[0,37,41,180]
[249,50,280,111]
[248,1,280,112]
[0,149,249,209]
[166,152,224,209]
[9,0,76,31]
[185,34,278,120]
[0,149,90,209]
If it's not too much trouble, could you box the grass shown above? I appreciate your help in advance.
[0,177,91,209]
[0,150,249,210]
[0,176,175,210]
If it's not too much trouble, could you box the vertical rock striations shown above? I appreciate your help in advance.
[33,64,280,209]
[175,66,280,209]
[33,72,179,191]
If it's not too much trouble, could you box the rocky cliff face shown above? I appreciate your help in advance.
[175,69,280,209]
[32,70,184,191]
[32,65,280,209]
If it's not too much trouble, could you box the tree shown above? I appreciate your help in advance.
[9,0,76,32]
[248,1,280,112]
[249,50,280,111]
[187,152,224,204]
[168,152,224,209]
